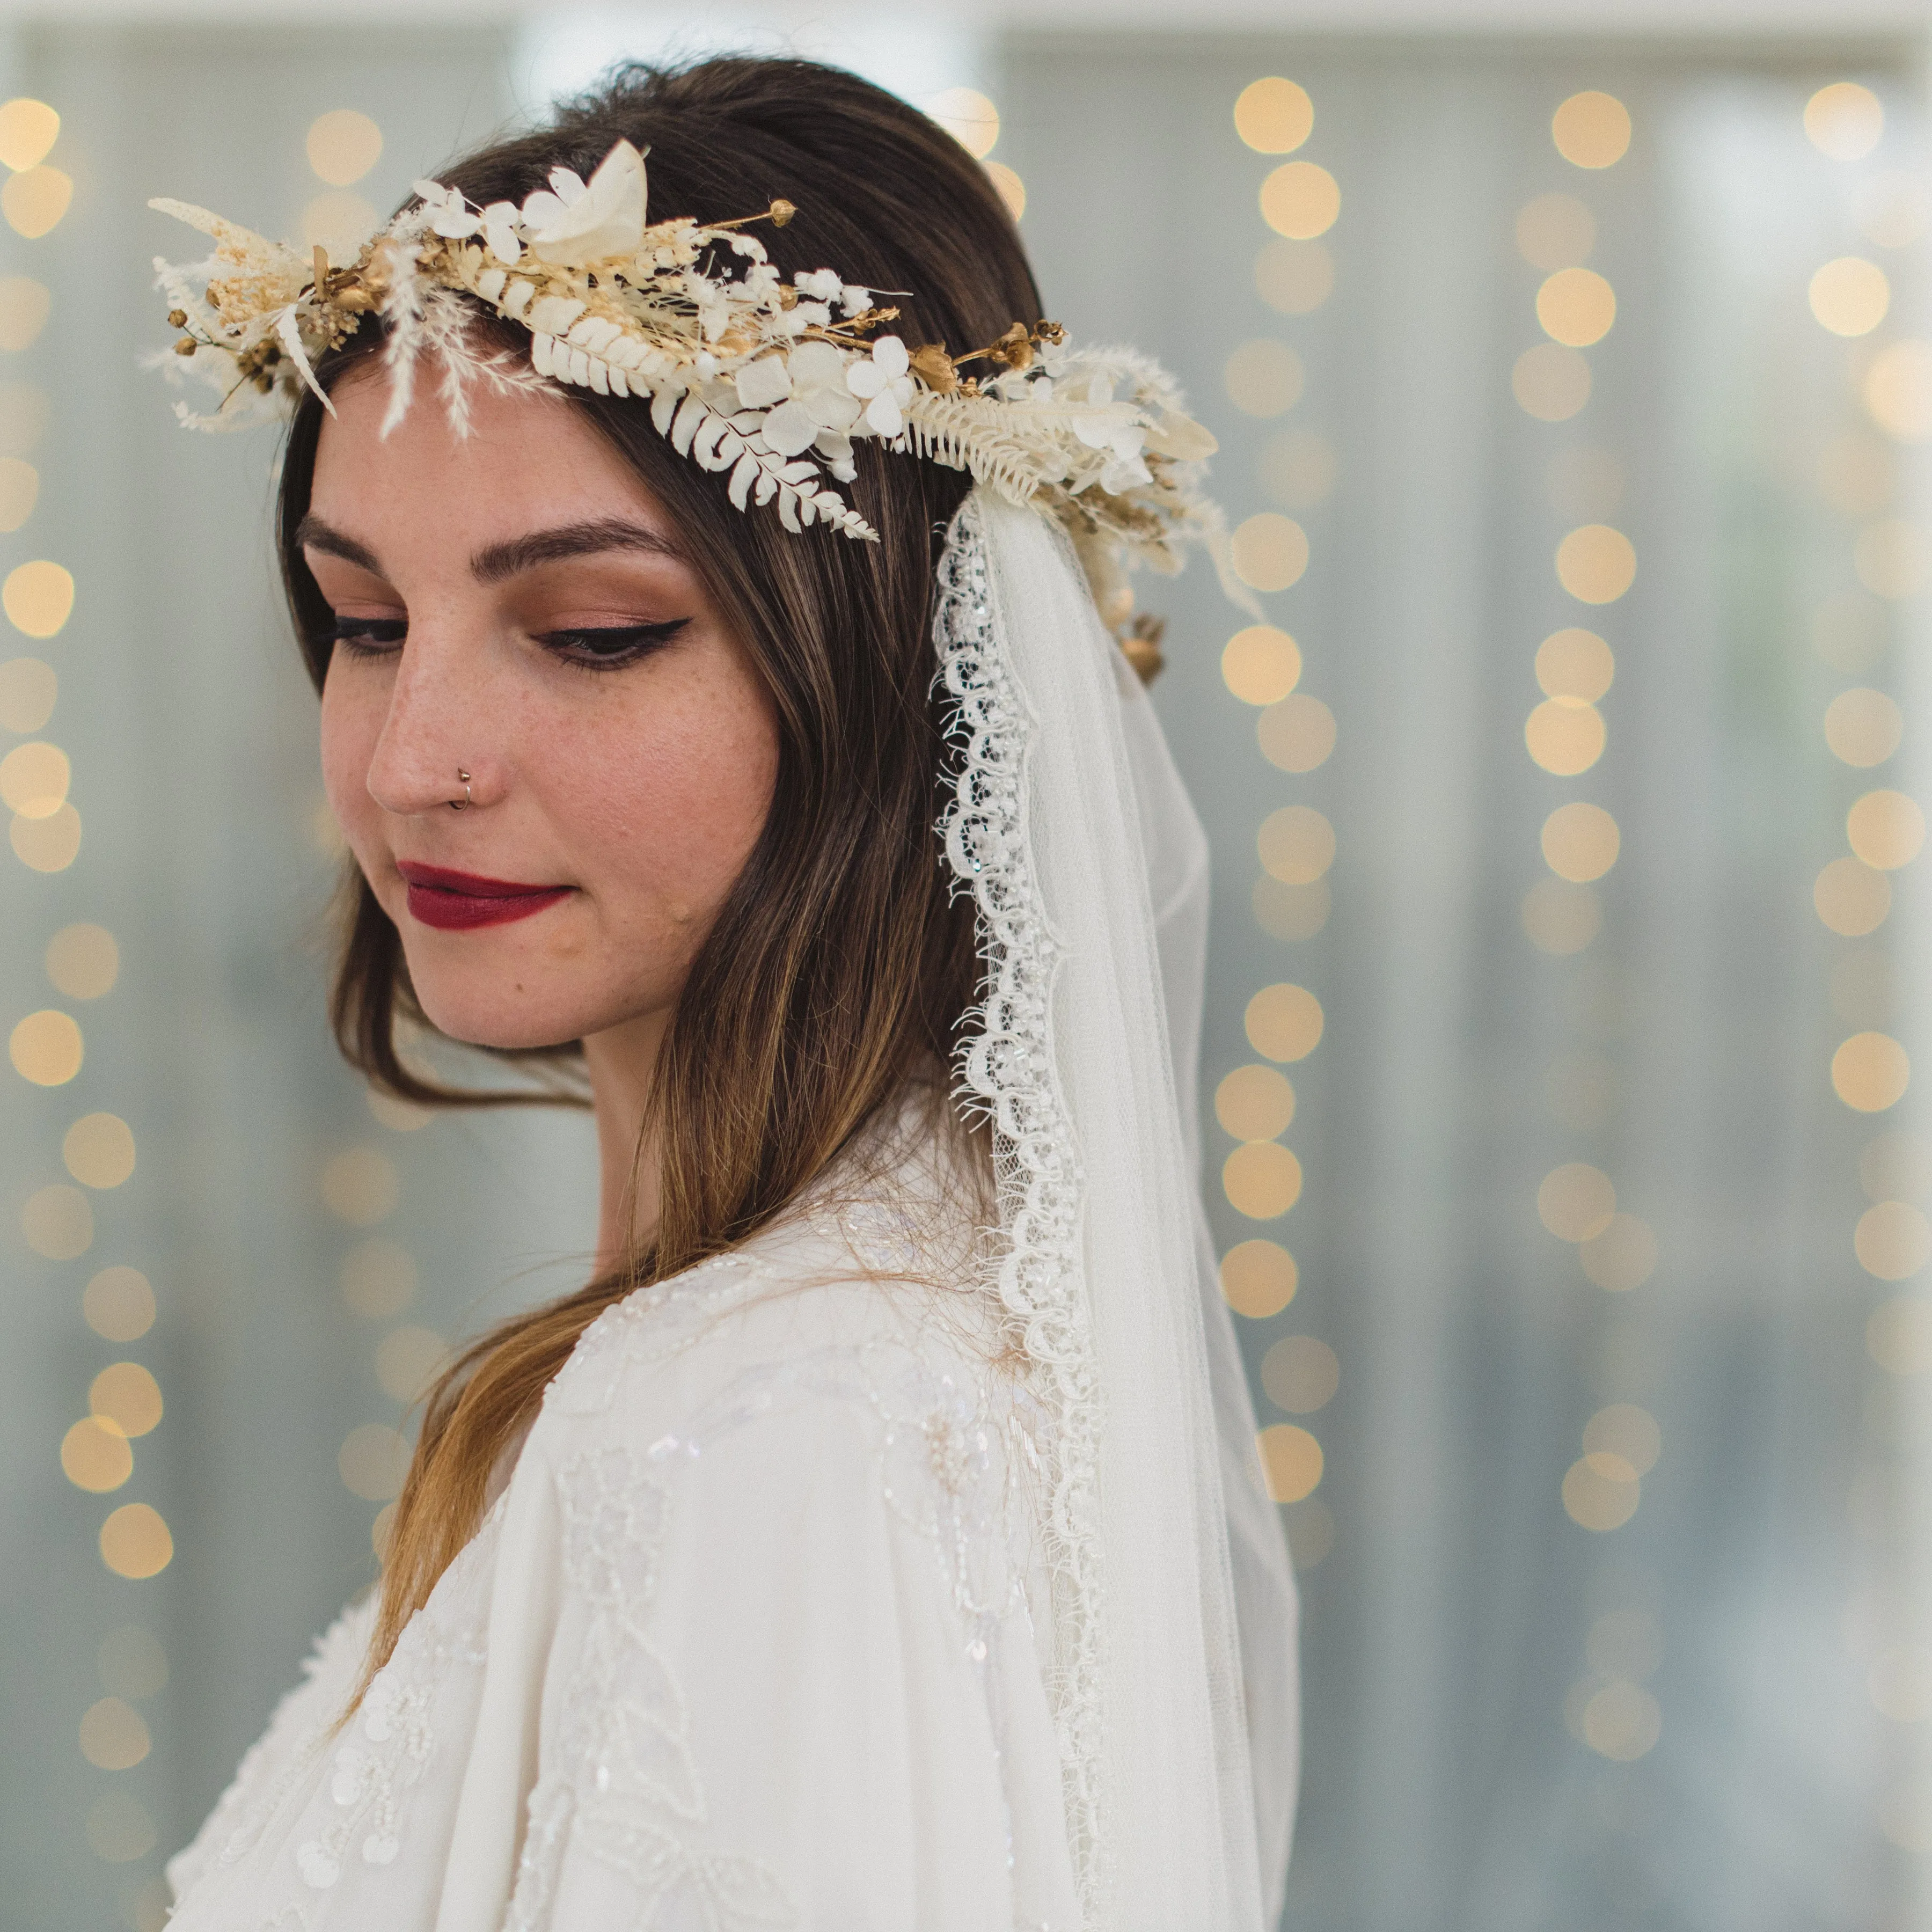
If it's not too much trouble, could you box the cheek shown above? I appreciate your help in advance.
[318,668,385,835]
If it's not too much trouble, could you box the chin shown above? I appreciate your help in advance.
[401,952,595,1054]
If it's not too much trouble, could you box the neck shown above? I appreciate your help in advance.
[580,1007,672,1276]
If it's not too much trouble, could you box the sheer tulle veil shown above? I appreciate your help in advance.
[934,488,1300,1929]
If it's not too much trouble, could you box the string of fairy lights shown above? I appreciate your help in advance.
[1793,76,1932,1867]
[1212,73,1341,1572]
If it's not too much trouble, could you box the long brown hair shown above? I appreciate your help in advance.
[276,56,1043,1678]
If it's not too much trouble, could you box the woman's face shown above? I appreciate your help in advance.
[307,370,779,1053]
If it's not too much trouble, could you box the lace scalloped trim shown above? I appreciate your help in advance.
[932,495,1107,1918]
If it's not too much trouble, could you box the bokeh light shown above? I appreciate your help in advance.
[47,923,118,999]
[1541,801,1620,882]
[339,1422,409,1501]
[927,87,999,158]
[99,1504,172,1579]
[1252,876,1330,942]
[1552,91,1632,169]
[1847,789,1925,869]
[1826,688,1903,766]
[1224,1140,1304,1219]
[985,164,1026,222]
[21,1182,90,1258]
[1855,1200,1931,1280]
[1810,256,1890,336]
[1220,1238,1299,1318]
[1585,1403,1660,1476]
[1222,624,1301,705]
[1257,1422,1324,1502]
[0,737,66,815]
[1583,1681,1660,1759]
[1556,524,1636,603]
[1525,698,1605,775]
[61,1418,131,1494]
[78,1696,149,1772]
[1215,1063,1297,1140]
[0,655,54,731]
[1257,693,1336,773]
[92,1363,162,1438]
[1805,81,1883,160]
[1537,267,1616,347]
[1512,343,1591,421]
[1261,1335,1339,1413]
[0,456,38,531]
[1259,160,1340,239]
[10,1007,81,1085]
[1816,857,1891,936]
[2,166,72,239]
[0,99,59,172]
[12,800,82,872]
[1232,513,1309,592]
[84,1267,155,1343]
[1536,627,1614,701]
[64,1113,135,1189]
[1234,76,1314,154]
[3,559,71,637]
[300,191,378,263]
[1833,1030,1909,1112]
[1563,1455,1638,1529]
[1580,1212,1658,1290]
[1539,1162,1616,1241]
[1246,983,1324,1062]
[305,107,383,185]
[1258,804,1335,884]
[1864,340,1932,441]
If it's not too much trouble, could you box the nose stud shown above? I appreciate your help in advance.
[449,768,472,811]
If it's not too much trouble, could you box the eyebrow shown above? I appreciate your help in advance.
[295,515,684,586]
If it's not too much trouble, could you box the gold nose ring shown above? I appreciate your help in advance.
[450,768,472,811]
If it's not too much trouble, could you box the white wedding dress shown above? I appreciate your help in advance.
[165,493,1299,1931]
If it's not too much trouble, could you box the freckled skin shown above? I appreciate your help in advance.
[307,370,779,1252]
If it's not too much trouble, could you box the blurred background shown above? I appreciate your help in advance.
[1,2,1928,1927]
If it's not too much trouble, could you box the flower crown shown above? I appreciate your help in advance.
[150,137,1243,644]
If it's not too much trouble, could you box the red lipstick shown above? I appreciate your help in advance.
[395,861,573,931]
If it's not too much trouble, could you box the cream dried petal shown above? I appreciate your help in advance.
[735,355,792,409]
[762,399,820,457]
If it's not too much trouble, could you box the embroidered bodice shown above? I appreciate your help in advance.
[164,1164,1082,1931]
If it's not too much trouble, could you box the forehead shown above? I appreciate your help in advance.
[310,362,667,547]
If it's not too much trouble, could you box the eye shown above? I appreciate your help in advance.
[534,619,691,670]
[330,614,407,656]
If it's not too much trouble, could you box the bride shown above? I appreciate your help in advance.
[149,53,1297,1931]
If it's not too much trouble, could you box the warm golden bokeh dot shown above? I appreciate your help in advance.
[1586,1402,1660,1475]
[1224,338,1303,419]
[2,165,72,239]
[12,800,82,872]
[1256,428,1337,509]
[1216,1063,1297,1141]
[1848,789,1925,869]
[22,1182,90,1258]
[1261,1334,1339,1413]
[84,1267,155,1343]
[340,1422,410,1501]
[1539,1162,1616,1242]
[1520,879,1601,956]
[1810,256,1890,337]
[1869,1296,1932,1374]
[1259,160,1339,240]
[10,1006,81,1085]
[1257,694,1336,773]
[376,1325,449,1403]
[0,98,59,172]
[341,1237,418,1319]
[305,107,383,185]
[100,1503,172,1579]
[0,275,49,352]
[1252,875,1330,943]
[78,1696,150,1772]
[0,456,38,532]
[3,558,72,637]
[927,88,1000,158]
[1525,699,1605,776]
[1865,340,1932,442]
[65,1112,135,1189]
[1857,518,1926,599]
[1563,1457,1638,1529]
[1258,804,1335,885]
[92,1362,162,1438]
[1806,81,1883,160]
[985,163,1026,223]
[1826,687,1903,767]
[47,923,118,1000]
[1556,524,1636,604]
[1541,800,1620,882]
[1580,1212,1658,1290]
[0,737,65,816]
[1246,982,1323,1062]
[1833,1030,1910,1112]
[1537,627,1614,702]
[1583,1682,1660,1760]
[0,655,54,733]
[1231,513,1309,593]
[61,1417,131,1494]
[1516,192,1596,270]
[1220,1238,1299,1318]
[1512,343,1592,422]
[1553,91,1631,169]
[1537,267,1616,348]
[1816,858,1891,936]
[1257,1422,1324,1502]
[323,1146,399,1225]
[1856,1200,1931,1280]
[1224,1140,1304,1219]
[1254,239,1334,317]
[1863,1131,1932,1203]
[1222,625,1301,705]
[1234,76,1314,154]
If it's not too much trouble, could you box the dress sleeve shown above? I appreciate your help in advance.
[501,1356,1080,1932]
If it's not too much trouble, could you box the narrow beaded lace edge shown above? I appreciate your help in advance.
[932,496,1109,1919]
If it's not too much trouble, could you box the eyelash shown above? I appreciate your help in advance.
[327,616,691,672]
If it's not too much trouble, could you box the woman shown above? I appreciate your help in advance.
[150,55,1297,1931]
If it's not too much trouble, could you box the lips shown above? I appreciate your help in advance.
[394,861,573,931]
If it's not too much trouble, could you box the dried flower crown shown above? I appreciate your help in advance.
[150,138,1244,630]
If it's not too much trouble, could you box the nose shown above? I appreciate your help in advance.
[362,624,501,817]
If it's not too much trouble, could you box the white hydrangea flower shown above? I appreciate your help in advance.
[760,339,863,455]
[479,201,522,264]
[846,335,913,437]
[413,180,481,240]
[794,267,841,302]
